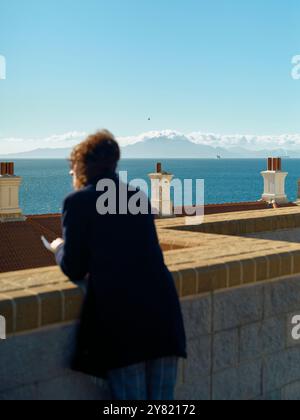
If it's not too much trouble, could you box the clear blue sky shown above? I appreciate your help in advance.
[0,0,300,152]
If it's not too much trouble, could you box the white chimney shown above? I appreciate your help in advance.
[261,157,288,205]
[0,162,25,222]
[148,163,174,217]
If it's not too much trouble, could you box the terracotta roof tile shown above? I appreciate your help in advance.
[0,215,62,274]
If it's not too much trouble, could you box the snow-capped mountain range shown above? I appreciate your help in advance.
[1,130,299,158]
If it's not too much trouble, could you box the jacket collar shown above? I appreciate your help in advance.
[88,171,119,186]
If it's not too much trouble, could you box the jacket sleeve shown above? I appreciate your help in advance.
[55,194,89,282]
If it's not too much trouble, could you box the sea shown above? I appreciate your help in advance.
[11,158,300,215]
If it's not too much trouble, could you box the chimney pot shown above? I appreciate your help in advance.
[0,163,7,176]
[268,157,272,171]
[8,162,14,176]
[278,158,282,171]
[267,157,282,172]
[156,162,162,173]
[0,162,15,176]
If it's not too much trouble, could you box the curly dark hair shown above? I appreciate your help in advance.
[70,130,121,188]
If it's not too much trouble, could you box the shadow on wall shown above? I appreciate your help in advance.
[245,228,300,244]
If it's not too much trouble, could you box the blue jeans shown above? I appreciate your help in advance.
[107,357,178,400]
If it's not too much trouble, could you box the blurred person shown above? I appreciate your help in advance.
[51,130,186,400]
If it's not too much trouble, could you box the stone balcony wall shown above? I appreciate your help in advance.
[1,207,300,400]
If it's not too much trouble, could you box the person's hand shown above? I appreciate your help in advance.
[50,238,64,253]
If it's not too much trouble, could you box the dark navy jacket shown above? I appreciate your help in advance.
[56,174,187,378]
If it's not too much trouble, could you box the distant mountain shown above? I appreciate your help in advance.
[121,135,238,158]
[2,135,300,159]
[2,147,73,159]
